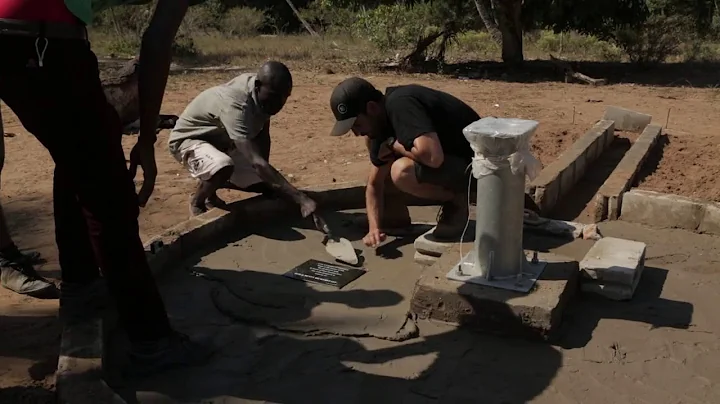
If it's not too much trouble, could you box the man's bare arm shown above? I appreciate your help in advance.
[233,138,308,204]
[409,132,444,168]
[138,0,189,143]
[366,163,391,231]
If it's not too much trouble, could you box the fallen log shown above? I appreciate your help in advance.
[549,54,607,86]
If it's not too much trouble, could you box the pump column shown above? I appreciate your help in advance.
[446,117,547,293]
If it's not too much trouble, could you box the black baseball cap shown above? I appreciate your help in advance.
[329,77,382,136]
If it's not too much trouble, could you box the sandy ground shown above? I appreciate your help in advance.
[2,71,720,400]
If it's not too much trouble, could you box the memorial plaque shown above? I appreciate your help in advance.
[284,259,366,289]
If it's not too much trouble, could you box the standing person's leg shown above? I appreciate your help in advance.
[0,108,55,296]
[0,36,211,373]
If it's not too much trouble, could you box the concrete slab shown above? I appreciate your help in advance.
[413,225,475,257]
[411,242,579,340]
[414,251,438,266]
[603,106,652,132]
[621,189,705,231]
[580,237,647,287]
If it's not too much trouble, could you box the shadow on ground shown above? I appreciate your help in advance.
[557,266,692,349]
[104,206,694,403]
[0,386,55,404]
[402,60,720,89]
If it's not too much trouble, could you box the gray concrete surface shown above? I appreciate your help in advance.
[103,207,720,404]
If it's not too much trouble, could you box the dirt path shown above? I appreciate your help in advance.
[2,71,720,398]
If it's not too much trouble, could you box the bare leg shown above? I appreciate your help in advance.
[390,157,469,240]
[191,166,233,216]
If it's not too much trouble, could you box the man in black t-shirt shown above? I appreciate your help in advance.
[328,77,479,246]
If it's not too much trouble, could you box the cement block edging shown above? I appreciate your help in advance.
[620,189,720,236]
[602,106,652,133]
[531,120,615,215]
[56,181,371,404]
[593,124,662,221]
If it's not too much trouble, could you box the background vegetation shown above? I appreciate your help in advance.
[89,0,720,72]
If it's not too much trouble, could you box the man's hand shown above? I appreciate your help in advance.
[299,194,317,218]
[128,138,157,207]
[363,228,387,248]
[390,138,407,156]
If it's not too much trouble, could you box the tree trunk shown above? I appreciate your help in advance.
[284,0,318,37]
[472,0,501,44]
[492,0,524,65]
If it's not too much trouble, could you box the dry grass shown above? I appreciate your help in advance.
[88,28,720,74]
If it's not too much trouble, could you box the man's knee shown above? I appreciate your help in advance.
[389,158,417,188]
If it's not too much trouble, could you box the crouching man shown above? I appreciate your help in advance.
[168,61,317,218]
[328,77,480,247]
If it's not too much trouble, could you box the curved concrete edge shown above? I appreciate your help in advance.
[529,120,615,215]
[56,180,433,404]
[620,189,720,236]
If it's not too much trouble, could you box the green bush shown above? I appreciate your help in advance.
[351,3,442,52]
[534,30,623,61]
[301,0,356,35]
[613,15,690,64]
[453,31,500,57]
[171,33,198,59]
[219,7,266,37]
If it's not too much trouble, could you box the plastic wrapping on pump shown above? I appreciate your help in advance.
[462,117,542,181]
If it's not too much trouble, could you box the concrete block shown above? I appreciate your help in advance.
[603,106,652,132]
[530,120,614,215]
[411,242,579,340]
[592,194,608,223]
[559,164,576,196]
[699,202,720,236]
[580,237,646,287]
[413,226,473,257]
[621,190,704,231]
[581,282,636,301]
[414,251,438,266]
[597,125,662,221]
[608,195,621,220]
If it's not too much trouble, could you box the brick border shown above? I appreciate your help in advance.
[56,181,378,404]
[620,189,720,236]
[592,124,663,221]
[529,120,615,215]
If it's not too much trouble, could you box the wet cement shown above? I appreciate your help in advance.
[108,207,720,404]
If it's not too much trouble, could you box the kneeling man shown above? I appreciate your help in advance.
[328,77,478,246]
[169,61,317,218]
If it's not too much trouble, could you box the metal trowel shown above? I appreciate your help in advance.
[313,214,359,265]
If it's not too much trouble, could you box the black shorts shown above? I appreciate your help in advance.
[413,154,473,193]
